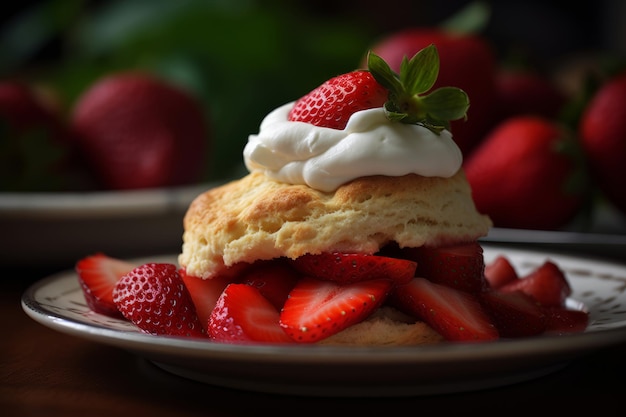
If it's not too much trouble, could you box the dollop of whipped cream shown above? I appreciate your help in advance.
[243,102,463,192]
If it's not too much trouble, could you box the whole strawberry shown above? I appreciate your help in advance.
[579,71,626,215]
[366,28,497,155]
[0,80,83,191]
[112,263,206,338]
[464,116,585,230]
[288,70,387,129]
[290,45,470,136]
[71,73,210,190]
[494,69,567,123]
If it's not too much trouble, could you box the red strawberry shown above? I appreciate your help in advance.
[180,268,233,331]
[464,115,585,230]
[75,253,135,318]
[401,242,487,294]
[208,283,294,344]
[499,260,571,307]
[71,72,210,190]
[112,263,206,338]
[579,71,626,215]
[484,255,518,289]
[479,290,546,338]
[236,259,300,310]
[391,277,498,342]
[493,68,567,123]
[288,70,387,129]
[0,80,85,191]
[291,252,416,285]
[279,277,392,343]
[290,45,469,137]
[367,28,497,155]
[542,306,589,334]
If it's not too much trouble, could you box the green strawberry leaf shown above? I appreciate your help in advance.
[367,52,403,93]
[421,86,470,122]
[367,45,469,135]
[400,44,439,95]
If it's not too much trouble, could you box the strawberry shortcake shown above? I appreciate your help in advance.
[77,46,588,344]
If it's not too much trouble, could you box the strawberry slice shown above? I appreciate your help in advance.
[391,277,499,342]
[484,255,518,289]
[181,268,233,331]
[479,290,546,338]
[236,259,300,310]
[75,253,135,318]
[208,283,294,344]
[291,252,416,285]
[113,263,206,338]
[542,306,589,334]
[279,277,392,343]
[402,242,488,293]
[499,261,571,307]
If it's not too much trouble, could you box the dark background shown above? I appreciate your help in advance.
[1,0,624,181]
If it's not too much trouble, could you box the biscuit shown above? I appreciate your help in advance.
[179,169,491,279]
[318,306,444,346]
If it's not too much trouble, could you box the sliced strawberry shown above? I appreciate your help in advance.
[279,277,392,343]
[391,277,498,342]
[402,242,488,294]
[542,306,589,334]
[499,261,571,307]
[208,283,294,344]
[181,268,233,331]
[479,290,546,338]
[75,253,135,318]
[236,259,300,310]
[484,255,518,289]
[113,263,206,338]
[291,252,416,285]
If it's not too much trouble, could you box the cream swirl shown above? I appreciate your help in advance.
[243,102,463,192]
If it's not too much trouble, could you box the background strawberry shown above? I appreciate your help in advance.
[0,80,86,191]
[493,68,568,123]
[365,28,497,155]
[464,115,586,230]
[71,72,211,190]
[578,70,626,216]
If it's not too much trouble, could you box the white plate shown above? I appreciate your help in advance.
[21,246,626,397]
[0,184,216,267]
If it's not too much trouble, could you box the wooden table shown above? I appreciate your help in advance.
[3,254,626,416]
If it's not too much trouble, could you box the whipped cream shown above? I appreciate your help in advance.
[243,102,462,192]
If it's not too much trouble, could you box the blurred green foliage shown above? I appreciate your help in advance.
[0,0,379,181]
